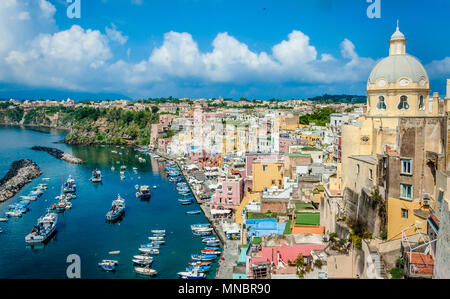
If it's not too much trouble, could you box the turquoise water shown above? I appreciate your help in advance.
[0,126,218,279]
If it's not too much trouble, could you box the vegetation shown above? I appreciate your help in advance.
[299,107,337,126]
[306,94,366,103]
[389,258,405,279]
[283,219,292,234]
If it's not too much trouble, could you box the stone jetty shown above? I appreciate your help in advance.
[0,159,42,202]
[31,146,84,164]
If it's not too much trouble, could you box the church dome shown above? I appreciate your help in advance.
[368,54,428,84]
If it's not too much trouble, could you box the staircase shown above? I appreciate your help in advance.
[235,192,261,224]
[369,252,388,279]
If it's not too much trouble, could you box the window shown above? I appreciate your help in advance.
[401,159,412,175]
[228,198,233,204]
[438,190,444,210]
[357,164,360,174]
[418,95,425,110]
[398,95,409,110]
[383,157,387,168]
[263,165,267,171]
[369,169,373,180]
[400,184,413,199]
[401,208,409,219]
[377,96,387,110]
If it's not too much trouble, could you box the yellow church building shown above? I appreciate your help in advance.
[339,24,449,241]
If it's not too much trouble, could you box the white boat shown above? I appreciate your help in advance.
[133,255,154,261]
[138,247,159,254]
[5,211,22,217]
[0,218,8,222]
[148,236,164,241]
[151,230,165,234]
[135,267,157,276]
[25,213,58,243]
[178,268,206,279]
[100,260,118,265]
[192,227,214,233]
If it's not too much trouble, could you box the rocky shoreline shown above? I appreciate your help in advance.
[31,146,84,164]
[0,159,43,202]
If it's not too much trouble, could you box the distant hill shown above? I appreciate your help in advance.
[306,94,366,103]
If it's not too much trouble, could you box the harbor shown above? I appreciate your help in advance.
[0,126,218,279]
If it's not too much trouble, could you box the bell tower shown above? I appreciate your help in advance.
[389,20,406,56]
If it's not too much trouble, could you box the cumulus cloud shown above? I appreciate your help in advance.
[0,1,381,97]
[105,23,128,45]
[426,57,450,79]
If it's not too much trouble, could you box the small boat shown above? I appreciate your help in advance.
[140,243,160,249]
[181,201,193,206]
[133,255,154,261]
[135,267,157,276]
[148,236,164,241]
[42,178,51,181]
[120,175,125,181]
[205,242,220,247]
[151,229,166,234]
[99,263,116,272]
[5,211,22,217]
[192,227,213,233]
[133,259,153,266]
[136,185,151,200]
[151,240,165,245]
[109,251,120,255]
[138,247,159,254]
[187,261,212,267]
[178,269,206,279]
[135,184,139,190]
[193,231,212,237]
[191,224,210,229]
[201,249,221,255]
[100,260,118,265]
[186,265,211,273]
[152,233,165,237]
[90,169,102,183]
[120,165,126,170]
[63,175,76,193]
[186,210,201,215]
[191,254,216,261]
[153,186,157,189]
[0,218,8,222]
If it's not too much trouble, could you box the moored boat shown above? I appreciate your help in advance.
[135,267,157,276]
[25,213,57,244]
[138,247,159,254]
[178,268,206,279]
[136,185,151,200]
[106,195,126,221]
[90,169,102,183]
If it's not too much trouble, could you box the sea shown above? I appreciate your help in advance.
[0,126,219,279]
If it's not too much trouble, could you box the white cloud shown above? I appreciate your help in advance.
[105,23,128,45]
[38,0,56,19]
[426,57,450,79]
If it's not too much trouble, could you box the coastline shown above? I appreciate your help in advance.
[0,159,42,203]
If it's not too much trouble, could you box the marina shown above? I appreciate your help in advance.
[0,126,219,279]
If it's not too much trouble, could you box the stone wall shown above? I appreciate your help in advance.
[434,200,450,278]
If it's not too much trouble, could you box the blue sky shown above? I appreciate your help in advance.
[0,0,449,100]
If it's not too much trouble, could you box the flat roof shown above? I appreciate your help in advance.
[295,212,320,226]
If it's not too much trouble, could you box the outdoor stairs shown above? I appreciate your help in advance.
[235,192,260,224]
[369,252,388,279]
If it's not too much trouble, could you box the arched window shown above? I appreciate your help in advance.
[418,95,425,110]
[398,95,409,110]
[377,96,387,110]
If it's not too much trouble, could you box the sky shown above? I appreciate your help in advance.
[0,0,449,100]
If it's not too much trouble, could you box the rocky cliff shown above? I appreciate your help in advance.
[0,159,43,202]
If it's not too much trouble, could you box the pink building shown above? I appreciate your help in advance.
[279,137,300,154]
[210,177,244,210]
[249,242,327,267]
[158,138,172,151]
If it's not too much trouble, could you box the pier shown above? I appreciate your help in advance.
[0,159,42,202]
[31,146,84,164]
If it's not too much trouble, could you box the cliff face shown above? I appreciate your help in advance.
[0,159,42,202]
[0,106,158,146]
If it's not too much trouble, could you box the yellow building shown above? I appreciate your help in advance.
[339,25,449,240]
[252,159,284,192]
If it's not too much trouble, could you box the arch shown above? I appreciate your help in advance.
[376,96,387,110]
[398,95,409,110]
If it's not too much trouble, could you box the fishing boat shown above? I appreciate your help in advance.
[25,213,57,244]
[186,210,201,215]
[192,226,213,232]
[178,268,206,279]
[181,201,193,206]
[193,231,212,237]
[138,247,159,254]
[148,236,164,241]
[136,185,151,200]
[151,230,166,234]
[201,249,221,255]
[20,195,37,200]
[186,265,211,273]
[135,267,157,276]
[5,210,23,217]
[100,260,118,265]
[98,261,117,272]
[90,169,102,183]
[63,175,76,193]
[152,233,165,237]
[0,217,8,222]
[106,195,126,221]
[205,242,220,247]
[191,224,210,229]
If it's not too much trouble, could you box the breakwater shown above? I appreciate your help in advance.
[0,159,42,202]
[31,146,84,164]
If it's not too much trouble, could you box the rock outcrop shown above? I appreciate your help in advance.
[31,146,84,164]
[0,159,42,202]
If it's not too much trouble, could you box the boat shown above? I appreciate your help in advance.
[193,231,212,237]
[106,195,126,221]
[201,236,217,241]
[186,210,201,215]
[153,186,157,189]
[148,236,164,241]
[42,178,51,181]
[205,242,220,247]
[133,259,153,266]
[151,230,166,234]
[191,224,210,229]
[135,267,157,276]
[151,240,165,245]
[186,265,211,273]
[138,247,159,254]
[181,201,193,206]
[111,166,115,171]
[109,251,120,255]
[178,268,206,279]
[201,249,221,255]
[120,174,125,180]
[192,227,213,233]
[0,217,8,222]
[135,184,139,190]
[140,243,160,249]
[5,210,23,217]
[187,261,212,267]
[90,169,102,183]
[63,175,76,193]
[152,233,165,237]
[136,185,151,200]
[100,260,118,265]
[25,213,57,243]
[191,254,216,261]
[98,261,117,272]
[120,165,126,170]
[133,255,154,261]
